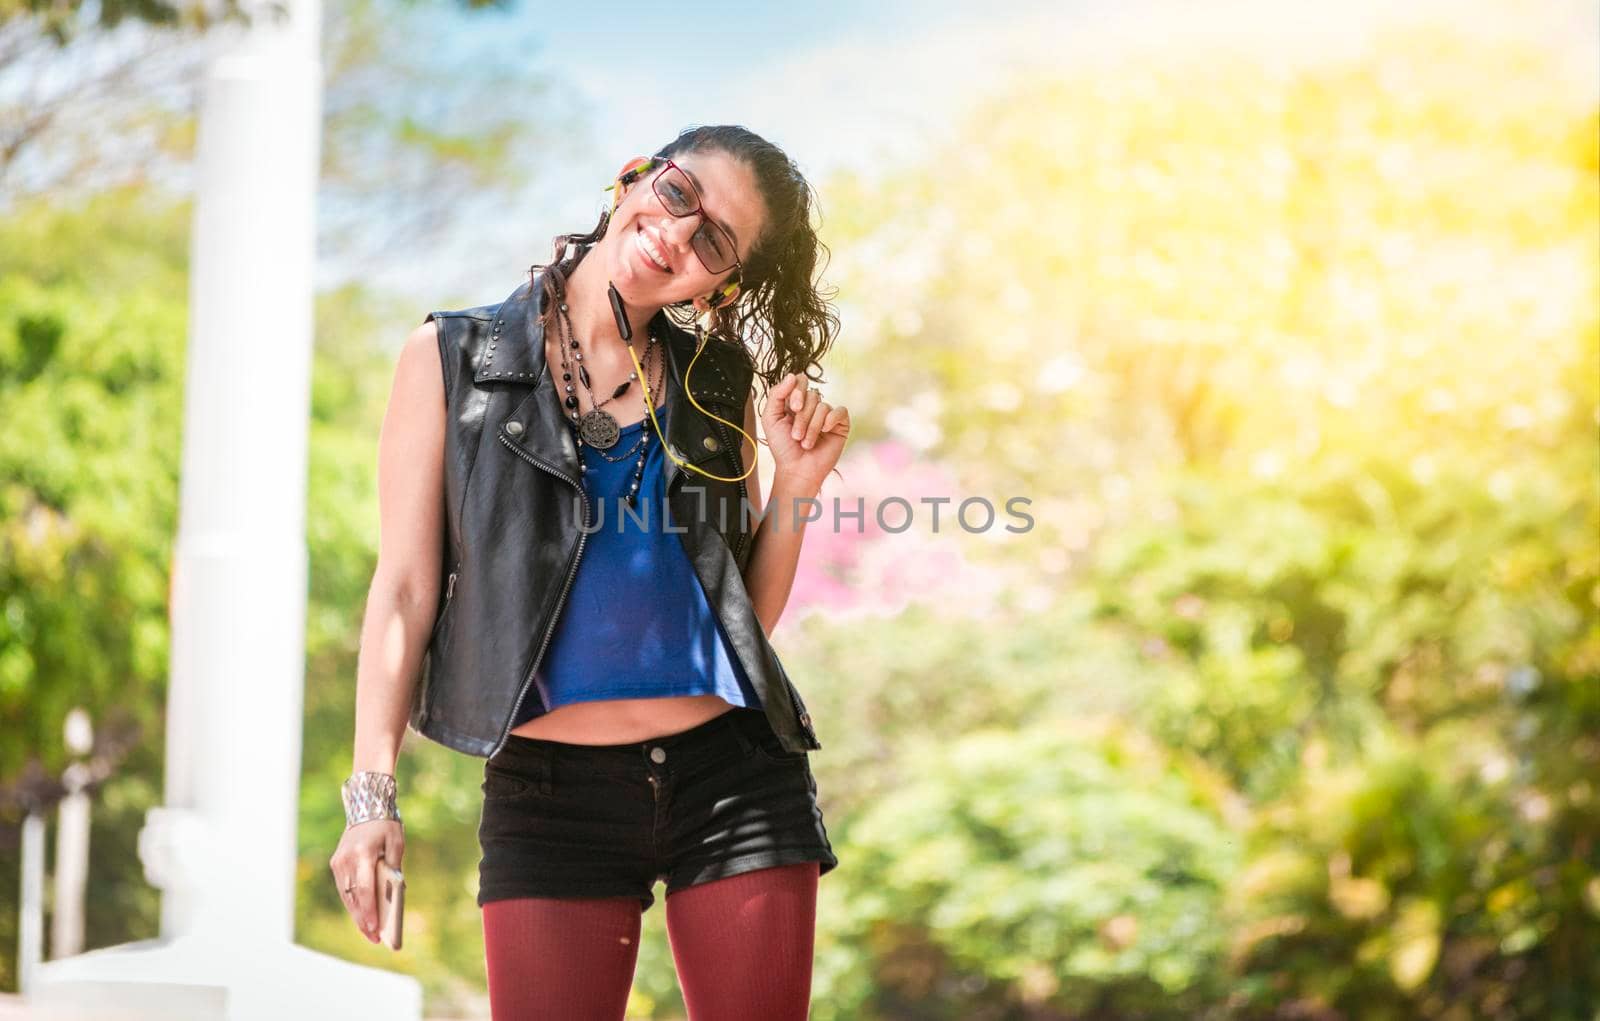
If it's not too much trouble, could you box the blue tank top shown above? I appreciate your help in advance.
[514,403,761,726]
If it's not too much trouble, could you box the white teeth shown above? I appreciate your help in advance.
[635,228,669,271]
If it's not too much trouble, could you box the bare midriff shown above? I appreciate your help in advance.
[506,693,739,745]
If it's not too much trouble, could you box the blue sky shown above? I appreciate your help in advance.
[365,0,1596,311]
[372,0,1088,303]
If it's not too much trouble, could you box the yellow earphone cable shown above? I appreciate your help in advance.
[627,314,757,484]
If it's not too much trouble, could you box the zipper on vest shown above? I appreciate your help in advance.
[784,676,818,746]
[428,570,459,644]
[491,433,590,759]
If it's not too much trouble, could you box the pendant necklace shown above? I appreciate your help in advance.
[552,293,650,449]
[551,292,665,507]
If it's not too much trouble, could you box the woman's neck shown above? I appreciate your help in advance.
[563,248,658,352]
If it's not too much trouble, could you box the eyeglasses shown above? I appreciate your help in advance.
[646,158,743,278]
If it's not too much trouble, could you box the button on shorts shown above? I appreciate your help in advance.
[476,705,839,912]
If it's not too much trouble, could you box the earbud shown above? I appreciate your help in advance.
[604,157,657,216]
[681,279,741,313]
[709,279,741,310]
[618,156,656,185]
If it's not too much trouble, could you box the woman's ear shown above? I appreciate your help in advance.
[692,279,741,313]
[608,156,654,214]
[712,278,743,310]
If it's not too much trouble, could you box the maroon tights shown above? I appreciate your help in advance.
[481,861,819,1020]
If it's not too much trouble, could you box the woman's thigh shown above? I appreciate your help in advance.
[663,861,821,1021]
[481,894,643,1021]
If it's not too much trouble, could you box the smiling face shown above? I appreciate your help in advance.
[602,149,769,311]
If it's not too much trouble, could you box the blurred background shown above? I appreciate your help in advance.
[1,0,1596,1017]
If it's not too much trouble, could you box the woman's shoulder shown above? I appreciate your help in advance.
[423,276,535,380]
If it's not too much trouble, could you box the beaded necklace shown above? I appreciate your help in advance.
[551,292,666,508]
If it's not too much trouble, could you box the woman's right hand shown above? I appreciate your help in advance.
[329,819,405,944]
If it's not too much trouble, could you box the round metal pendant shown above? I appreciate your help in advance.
[578,409,620,448]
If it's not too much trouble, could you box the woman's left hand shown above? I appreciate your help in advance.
[762,372,850,491]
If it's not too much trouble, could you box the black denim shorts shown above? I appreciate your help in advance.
[476,705,839,912]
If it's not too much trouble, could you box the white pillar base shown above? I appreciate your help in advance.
[25,935,419,1021]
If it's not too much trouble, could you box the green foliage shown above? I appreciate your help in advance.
[0,186,189,779]
[5,9,1597,1020]
[784,15,1598,1019]
[0,186,191,988]
[817,720,1239,1019]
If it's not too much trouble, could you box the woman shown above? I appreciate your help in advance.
[329,124,850,1019]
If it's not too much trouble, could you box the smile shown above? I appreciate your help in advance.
[634,225,671,273]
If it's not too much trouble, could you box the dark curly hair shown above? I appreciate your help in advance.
[529,124,841,398]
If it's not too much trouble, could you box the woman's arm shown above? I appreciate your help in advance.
[739,369,857,638]
[351,319,448,776]
[737,387,820,636]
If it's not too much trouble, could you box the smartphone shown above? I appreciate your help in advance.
[376,857,405,951]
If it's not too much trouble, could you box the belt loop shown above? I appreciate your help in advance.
[537,749,554,796]
[728,710,757,757]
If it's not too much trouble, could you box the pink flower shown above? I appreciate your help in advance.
[776,440,1012,629]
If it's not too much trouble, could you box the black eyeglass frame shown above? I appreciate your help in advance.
[645,158,744,279]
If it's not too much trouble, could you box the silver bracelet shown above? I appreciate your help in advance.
[341,771,401,828]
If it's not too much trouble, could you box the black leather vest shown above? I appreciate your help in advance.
[407,271,822,759]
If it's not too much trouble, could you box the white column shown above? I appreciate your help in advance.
[49,768,90,959]
[17,812,44,995]
[27,1,418,1016]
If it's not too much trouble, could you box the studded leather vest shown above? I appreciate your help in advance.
[407,271,822,759]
